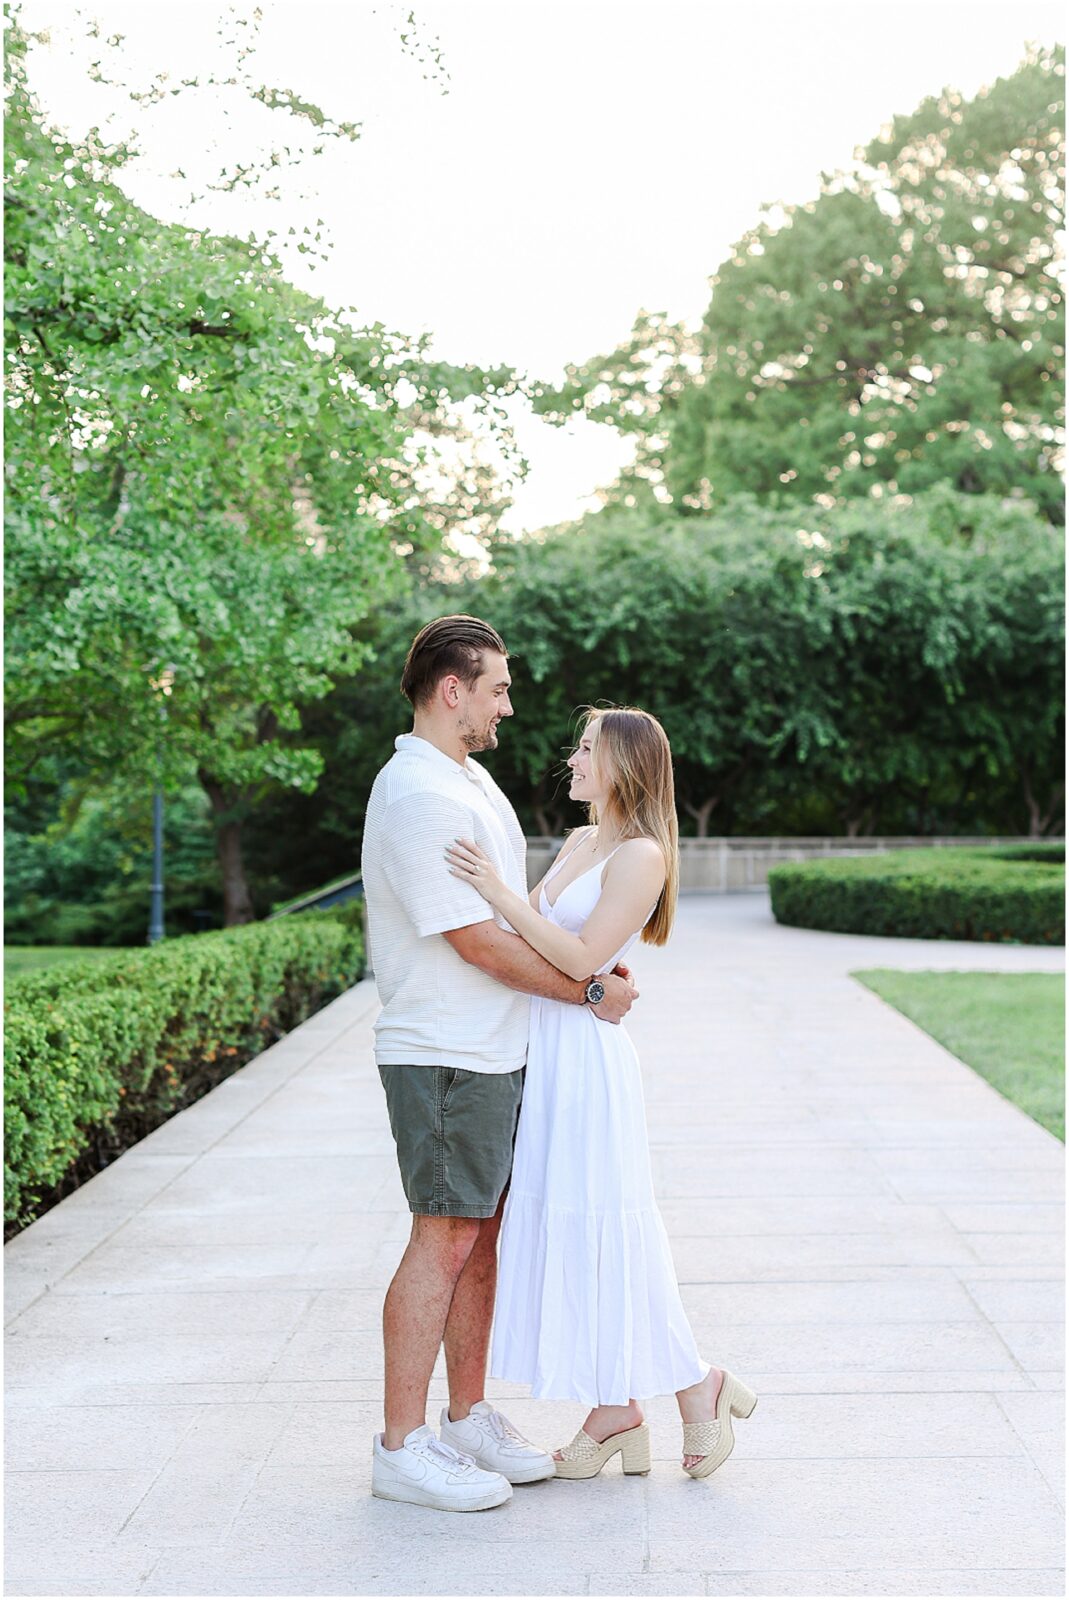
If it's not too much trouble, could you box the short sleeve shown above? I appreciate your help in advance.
[378,791,496,938]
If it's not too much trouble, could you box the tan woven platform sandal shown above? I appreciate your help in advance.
[682,1370,758,1480]
[553,1422,651,1480]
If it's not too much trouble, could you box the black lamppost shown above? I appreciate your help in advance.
[147,666,175,945]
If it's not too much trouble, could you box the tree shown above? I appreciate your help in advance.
[452,491,1064,841]
[782,490,1064,837]
[4,13,522,924]
[534,46,1065,523]
[470,510,841,837]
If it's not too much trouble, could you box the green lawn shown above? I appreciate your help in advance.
[4,945,134,977]
[853,969,1065,1141]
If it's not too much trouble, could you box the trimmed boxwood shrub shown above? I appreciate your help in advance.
[3,907,363,1229]
[768,847,1064,945]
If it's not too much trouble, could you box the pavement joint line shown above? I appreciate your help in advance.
[255,1287,330,1397]
[991,1392,1067,1498]
[3,1449,1037,1471]
[111,1449,175,1542]
[10,1382,1042,1406]
[952,1275,1047,1388]
[134,1551,167,1597]
[218,1399,298,1545]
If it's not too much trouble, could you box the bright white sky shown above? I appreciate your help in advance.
[20,0,1066,532]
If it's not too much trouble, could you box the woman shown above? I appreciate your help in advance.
[445,706,756,1479]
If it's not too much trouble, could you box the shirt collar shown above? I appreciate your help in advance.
[395,732,486,787]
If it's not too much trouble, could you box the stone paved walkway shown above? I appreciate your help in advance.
[4,893,1065,1597]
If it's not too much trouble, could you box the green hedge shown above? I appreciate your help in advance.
[768,847,1064,945]
[3,907,364,1228]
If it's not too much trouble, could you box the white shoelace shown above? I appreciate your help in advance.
[482,1409,525,1445]
[415,1436,477,1471]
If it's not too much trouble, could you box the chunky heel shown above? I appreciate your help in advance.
[554,1421,650,1480]
[619,1422,651,1475]
[728,1377,758,1419]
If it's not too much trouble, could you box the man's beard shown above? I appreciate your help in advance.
[459,715,498,753]
[454,716,496,752]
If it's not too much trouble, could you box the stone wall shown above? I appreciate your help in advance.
[524,835,1032,892]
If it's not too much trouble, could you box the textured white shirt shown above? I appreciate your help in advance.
[361,734,531,1073]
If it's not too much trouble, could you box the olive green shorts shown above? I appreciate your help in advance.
[378,1064,525,1218]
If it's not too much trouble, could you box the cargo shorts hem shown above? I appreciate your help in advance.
[407,1199,500,1219]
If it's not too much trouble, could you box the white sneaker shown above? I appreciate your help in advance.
[371,1424,513,1511]
[439,1401,556,1484]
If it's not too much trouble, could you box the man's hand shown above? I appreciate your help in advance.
[590,965,639,1025]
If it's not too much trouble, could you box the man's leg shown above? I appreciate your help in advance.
[382,1213,481,1450]
[442,1191,505,1422]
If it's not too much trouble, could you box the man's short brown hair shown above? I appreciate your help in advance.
[400,614,508,709]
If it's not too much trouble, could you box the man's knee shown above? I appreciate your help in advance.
[412,1214,482,1275]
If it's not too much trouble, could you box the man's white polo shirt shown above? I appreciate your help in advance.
[361,734,530,1074]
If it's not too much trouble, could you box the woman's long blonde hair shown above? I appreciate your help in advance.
[582,706,679,946]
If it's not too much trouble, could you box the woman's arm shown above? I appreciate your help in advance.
[446,835,665,981]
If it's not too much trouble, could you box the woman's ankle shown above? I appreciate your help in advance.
[586,1400,643,1437]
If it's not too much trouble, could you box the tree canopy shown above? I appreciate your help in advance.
[4,14,520,922]
[534,45,1065,523]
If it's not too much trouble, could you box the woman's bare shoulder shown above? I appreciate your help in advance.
[615,835,666,866]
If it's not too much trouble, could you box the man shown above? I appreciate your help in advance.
[361,614,637,1512]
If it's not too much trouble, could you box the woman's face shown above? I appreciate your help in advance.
[567,728,609,809]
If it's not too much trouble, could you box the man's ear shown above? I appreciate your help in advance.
[440,673,461,709]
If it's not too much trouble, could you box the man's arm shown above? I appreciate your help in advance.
[443,922,636,1023]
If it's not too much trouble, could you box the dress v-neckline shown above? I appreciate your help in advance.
[543,844,623,912]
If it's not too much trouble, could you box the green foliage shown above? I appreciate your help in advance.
[239,582,438,907]
[534,47,1065,522]
[768,847,1064,944]
[4,946,133,977]
[4,16,522,922]
[5,777,220,946]
[3,908,363,1226]
[235,489,1063,900]
[855,969,1064,1140]
[472,491,1063,839]
[984,842,1065,863]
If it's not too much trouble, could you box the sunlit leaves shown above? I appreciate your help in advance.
[531,46,1065,524]
[4,12,518,920]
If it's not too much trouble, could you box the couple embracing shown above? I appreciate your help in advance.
[361,615,756,1512]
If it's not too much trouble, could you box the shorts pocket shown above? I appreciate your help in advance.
[441,1066,465,1113]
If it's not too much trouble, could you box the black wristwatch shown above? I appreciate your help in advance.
[583,977,606,1006]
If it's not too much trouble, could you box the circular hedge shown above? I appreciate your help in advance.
[767,845,1064,945]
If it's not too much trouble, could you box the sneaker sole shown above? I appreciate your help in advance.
[371,1483,512,1512]
[502,1462,556,1484]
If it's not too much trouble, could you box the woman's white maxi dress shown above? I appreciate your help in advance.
[490,848,708,1405]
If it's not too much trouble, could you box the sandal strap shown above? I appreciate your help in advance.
[557,1427,602,1462]
[682,1419,723,1455]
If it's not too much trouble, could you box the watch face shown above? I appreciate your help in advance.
[587,980,606,1005]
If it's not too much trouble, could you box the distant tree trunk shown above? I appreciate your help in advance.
[684,796,718,838]
[531,774,564,838]
[944,762,980,831]
[532,803,561,837]
[842,801,877,838]
[199,772,255,925]
[1022,771,1065,838]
